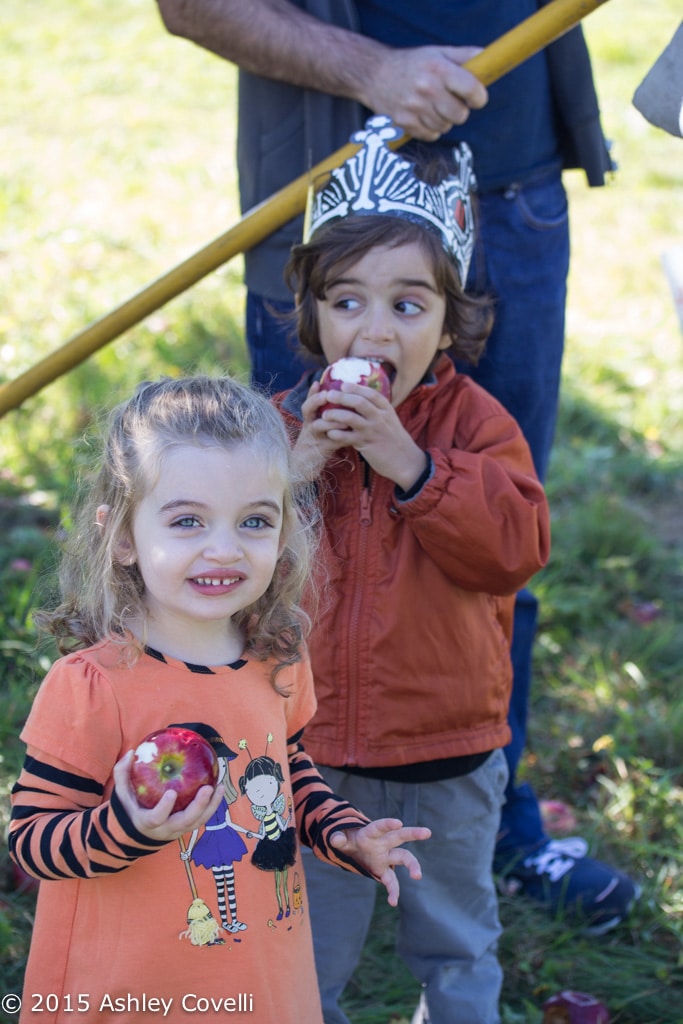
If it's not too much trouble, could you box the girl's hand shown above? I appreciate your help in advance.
[113,750,224,843]
[329,818,431,906]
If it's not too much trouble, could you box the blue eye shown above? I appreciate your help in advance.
[172,515,201,528]
[243,515,269,529]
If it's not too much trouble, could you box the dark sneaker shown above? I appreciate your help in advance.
[496,837,640,935]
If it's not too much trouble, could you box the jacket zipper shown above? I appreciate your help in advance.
[358,456,372,524]
[346,457,372,764]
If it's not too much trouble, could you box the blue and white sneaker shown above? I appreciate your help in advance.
[496,837,640,935]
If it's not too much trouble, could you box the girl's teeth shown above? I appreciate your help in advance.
[195,577,236,586]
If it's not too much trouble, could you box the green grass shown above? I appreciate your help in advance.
[1,0,682,1021]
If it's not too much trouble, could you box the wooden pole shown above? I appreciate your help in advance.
[0,0,611,418]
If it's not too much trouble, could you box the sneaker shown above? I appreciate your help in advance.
[496,837,640,935]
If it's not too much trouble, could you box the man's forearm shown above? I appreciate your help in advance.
[156,0,385,106]
[156,0,488,141]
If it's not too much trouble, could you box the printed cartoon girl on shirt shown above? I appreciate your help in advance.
[238,734,296,920]
[180,724,250,934]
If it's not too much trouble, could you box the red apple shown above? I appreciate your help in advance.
[11,862,40,896]
[318,357,392,416]
[542,991,610,1024]
[130,726,219,811]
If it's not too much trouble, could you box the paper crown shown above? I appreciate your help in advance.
[304,115,476,284]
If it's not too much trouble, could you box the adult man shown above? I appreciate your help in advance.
[155,0,638,1016]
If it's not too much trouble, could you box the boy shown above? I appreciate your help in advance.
[274,117,551,1024]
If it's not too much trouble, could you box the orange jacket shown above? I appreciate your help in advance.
[277,356,551,769]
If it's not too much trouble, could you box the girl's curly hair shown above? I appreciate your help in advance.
[37,375,317,691]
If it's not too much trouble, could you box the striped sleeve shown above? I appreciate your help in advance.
[287,732,374,878]
[8,751,166,880]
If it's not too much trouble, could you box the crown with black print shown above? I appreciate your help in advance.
[304,115,476,285]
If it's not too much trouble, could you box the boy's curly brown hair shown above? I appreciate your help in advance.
[285,212,494,367]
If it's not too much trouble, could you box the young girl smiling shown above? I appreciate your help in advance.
[9,374,429,1024]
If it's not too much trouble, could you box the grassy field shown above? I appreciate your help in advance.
[1,0,682,1021]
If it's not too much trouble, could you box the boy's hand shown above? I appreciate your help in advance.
[291,381,345,481]
[329,817,431,906]
[312,381,428,492]
[113,750,224,843]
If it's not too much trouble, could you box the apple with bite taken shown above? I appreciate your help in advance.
[130,726,219,812]
[318,357,392,417]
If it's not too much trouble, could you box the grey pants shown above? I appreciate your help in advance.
[302,749,508,1024]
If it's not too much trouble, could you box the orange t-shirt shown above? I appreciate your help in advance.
[10,640,369,1023]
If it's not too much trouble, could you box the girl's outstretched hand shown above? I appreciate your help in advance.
[113,750,225,843]
[329,818,431,906]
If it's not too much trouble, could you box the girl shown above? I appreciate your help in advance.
[9,375,429,1024]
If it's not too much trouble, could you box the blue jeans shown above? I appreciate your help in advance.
[458,169,569,854]
[246,294,319,393]
[246,168,570,856]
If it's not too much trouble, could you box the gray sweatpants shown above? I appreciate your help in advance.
[301,748,508,1024]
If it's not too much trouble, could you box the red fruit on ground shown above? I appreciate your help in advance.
[11,862,40,896]
[130,727,218,812]
[542,990,610,1024]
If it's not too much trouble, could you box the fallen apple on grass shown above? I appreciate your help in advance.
[130,726,219,812]
[11,862,40,896]
[318,357,392,416]
[542,990,610,1024]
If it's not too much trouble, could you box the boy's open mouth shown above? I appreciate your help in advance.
[370,357,397,384]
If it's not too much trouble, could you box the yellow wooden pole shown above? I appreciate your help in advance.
[0,0,611,418]
[465,0,611,85]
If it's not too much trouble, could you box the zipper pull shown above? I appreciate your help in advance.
[359,454,372,525]
[359,488,372,525]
